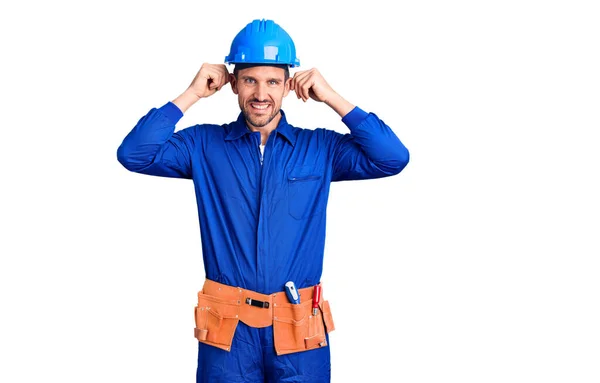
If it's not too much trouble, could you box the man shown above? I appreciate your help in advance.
[117,19,409,382]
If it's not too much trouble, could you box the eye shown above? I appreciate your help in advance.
[244,78,256,84]
[268,80,278,85]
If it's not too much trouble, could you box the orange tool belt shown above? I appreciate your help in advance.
[194,279,335,356]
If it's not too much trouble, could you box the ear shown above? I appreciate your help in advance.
[229,73,238,95]
[283,77,292,98]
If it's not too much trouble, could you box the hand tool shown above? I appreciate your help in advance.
[312,285,321,316]
[285,281,300,304]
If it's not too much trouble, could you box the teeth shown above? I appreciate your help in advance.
[252,104,269,110]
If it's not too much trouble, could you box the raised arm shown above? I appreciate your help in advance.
[116,64,230,178]
[290,68,409,181]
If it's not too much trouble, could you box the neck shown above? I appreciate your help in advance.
[247,111,282,145]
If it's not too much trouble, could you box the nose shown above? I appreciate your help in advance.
[255,83,268,102]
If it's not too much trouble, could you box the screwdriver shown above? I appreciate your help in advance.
[312,285,321,316]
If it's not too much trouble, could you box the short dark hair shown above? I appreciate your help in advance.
[233,63,290,81]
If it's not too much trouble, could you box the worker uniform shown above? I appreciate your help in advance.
[117,101,409,382]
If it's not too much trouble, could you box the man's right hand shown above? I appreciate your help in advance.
[172,64,230,113]
[188,63,230,99]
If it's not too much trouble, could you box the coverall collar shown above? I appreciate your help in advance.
[225,109,296,147]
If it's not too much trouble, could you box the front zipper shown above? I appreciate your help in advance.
[255,131,275,292]
[257,144,264,165]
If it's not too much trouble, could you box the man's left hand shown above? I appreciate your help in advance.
[290,68,354,117]
[290,68,336,103]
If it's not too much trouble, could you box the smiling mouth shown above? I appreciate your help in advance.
[250,102,270,112]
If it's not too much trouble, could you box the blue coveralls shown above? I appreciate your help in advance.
[117,102,409,382]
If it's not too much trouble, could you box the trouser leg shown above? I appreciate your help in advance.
[196,321,264,383]
[263,327,331,383]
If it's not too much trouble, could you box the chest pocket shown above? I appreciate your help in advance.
[287,166,325,220]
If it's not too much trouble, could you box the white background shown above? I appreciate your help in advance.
[1,0,599,382]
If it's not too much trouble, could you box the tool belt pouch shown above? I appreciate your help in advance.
[273,299,335,356]
[194,291,240,352]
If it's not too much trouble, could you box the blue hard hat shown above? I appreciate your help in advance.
[225,19,300,68]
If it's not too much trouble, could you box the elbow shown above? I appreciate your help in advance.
[117,143,146,172]
[396,146,410,174]
[385,146,410,176]
[116,144,133,171]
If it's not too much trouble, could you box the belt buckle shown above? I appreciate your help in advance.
[245,297,270,309]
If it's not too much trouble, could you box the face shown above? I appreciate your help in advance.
[230,66,290,130]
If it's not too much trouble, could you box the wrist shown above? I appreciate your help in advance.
[325,92,354,118]
[172,88,201,113]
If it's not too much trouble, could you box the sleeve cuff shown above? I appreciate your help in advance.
[158,101,184,124]
[341,106,369,130]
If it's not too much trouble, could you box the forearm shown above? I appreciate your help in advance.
[172,88,201,113]
[325,92,355,118]
[171,63,229,113]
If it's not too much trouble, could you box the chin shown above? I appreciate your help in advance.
[245,110,278,128]
[257,118,273,128]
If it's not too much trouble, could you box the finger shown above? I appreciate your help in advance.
[294,71,313,101]
[221,73,230,86]
[291,78,301,99]
[296,76,310,102]
[207,69,227,90]
[289,77,297,97]
[301,79,311,101]
[210,76,222,91]
[216,68,233,91]
[218,66,231,87]
[293,74,305,100]
[208,77,218,90]
[201,69,217,89]
[296,81,303,100]
[292,71,308,89]
[222,74,231,87]
[291,71,307,99]
[296,80,303,101]
[292,70,308,80]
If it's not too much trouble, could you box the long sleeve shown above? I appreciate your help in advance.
[117,102,195,179]
[331,107,410,181]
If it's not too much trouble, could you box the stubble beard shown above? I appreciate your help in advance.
[242,103,280,129]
